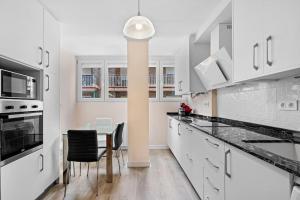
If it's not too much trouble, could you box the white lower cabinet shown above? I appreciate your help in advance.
[224,145,291,200]
[1,149,44,200]
[167,118,292,200]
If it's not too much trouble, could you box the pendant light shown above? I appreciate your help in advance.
[123,0,155,40]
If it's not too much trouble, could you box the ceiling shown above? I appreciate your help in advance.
[40,0,221,37]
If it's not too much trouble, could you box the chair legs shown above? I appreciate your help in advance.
[96,161,99,196]
[120,148,125,166]
[73,162,75,177]
[65,161,101,198]
[116,150,121,176]
[79,162,81,176]
[64,161,71,197]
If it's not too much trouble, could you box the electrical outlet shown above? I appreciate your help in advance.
[285,100,298,111]
[278,101,286,110]
[278,100,298,111]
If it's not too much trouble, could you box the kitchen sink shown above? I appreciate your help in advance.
[244,141,300,162]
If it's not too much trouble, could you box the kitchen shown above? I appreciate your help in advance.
[0,0,299,200]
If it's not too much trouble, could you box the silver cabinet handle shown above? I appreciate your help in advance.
[205,157,219,170]
[178,123,181,136]
[40,154,44,172]
[205,138,219,148]
[225,149,231,178]
[45,74,50,91]
[253,43,259,70]
[266,36,273,66]
[206,177,220,192]
[45,50,50,68]
[38,46,43,65]
[178,80,183,92]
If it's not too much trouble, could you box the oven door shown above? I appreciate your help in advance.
[1,70,36,99]
[0,112,43,166]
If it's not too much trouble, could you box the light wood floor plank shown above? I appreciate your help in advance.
[40,150,200,200]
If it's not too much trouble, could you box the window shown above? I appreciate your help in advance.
[160,62,181,101]
[149,61,159,100]
[77,57,181,102]
[77,60,104,101]
[106,62,128,100]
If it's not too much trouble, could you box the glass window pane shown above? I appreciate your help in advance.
[81,66,102,99]
[108,67,127,98]
[162,67,179,98]
[149,67,156,98]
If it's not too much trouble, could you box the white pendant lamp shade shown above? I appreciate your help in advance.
[123,0,155,40]
[123,15,155,40]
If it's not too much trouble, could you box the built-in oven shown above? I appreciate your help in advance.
[0,100,43,166]
[0,69,37,99]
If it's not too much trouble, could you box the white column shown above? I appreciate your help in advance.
[127,40,150,167]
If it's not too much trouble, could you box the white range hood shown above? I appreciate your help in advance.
[194,47,232,90]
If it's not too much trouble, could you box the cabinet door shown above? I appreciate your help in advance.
[233,0,264,82]
[42,10,60,189]
[189,129,205,199]
[0,0,43,68]
[174,36,190,95]
[44,10,60,73]
[262,0,300,75]
[1,150,44,200]
[224,145,291,200]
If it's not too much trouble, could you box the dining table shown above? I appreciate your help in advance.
[62,124,116,184]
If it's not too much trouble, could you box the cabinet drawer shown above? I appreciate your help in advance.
[204,158,224,188]
[204,136,224,163]
[204,175,224,200]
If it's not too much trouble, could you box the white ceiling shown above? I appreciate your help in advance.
[40,0,221,37]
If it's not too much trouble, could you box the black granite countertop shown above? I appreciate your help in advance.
[167,113,300,177]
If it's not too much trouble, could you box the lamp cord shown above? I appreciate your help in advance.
[137,0,141,16]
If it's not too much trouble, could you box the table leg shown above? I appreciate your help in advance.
[106,134,113,183]
[63,135,69,184]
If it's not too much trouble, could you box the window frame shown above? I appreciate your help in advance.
[159,61,181,102]
[105,60,128,102]
[149,61,160,102]
[77,58,105,102]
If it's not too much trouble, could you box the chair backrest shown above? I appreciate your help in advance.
[114,123,124,149]
[67,130,98,162]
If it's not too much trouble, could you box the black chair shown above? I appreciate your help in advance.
[99,122,125,175]
[64,130,106,197]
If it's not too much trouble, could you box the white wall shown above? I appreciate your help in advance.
[217,78,300,131]
[184,77,300,132]
[60,27,181,147]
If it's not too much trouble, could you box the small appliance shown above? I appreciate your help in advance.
[0,69,37,99]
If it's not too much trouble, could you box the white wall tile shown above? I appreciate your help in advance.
[187,77,300,132]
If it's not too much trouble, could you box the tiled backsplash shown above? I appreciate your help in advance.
[185,77,300,131]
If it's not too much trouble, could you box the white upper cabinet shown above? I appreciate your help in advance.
[0,0,43,69]
[233,0,300,82]
[233,0,264,82]
[44,10,60,74]
[262,0,300,75]
[174,34,208,95]
[42,9,60,189]
[174,36,190,95]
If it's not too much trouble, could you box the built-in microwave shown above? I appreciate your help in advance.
[0,69,37,99]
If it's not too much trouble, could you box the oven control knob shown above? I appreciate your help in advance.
[5,106,14,110]
[20,105,27,109]
[31,105,38,108]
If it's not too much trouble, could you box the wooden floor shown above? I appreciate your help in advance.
[40,150,200,200]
